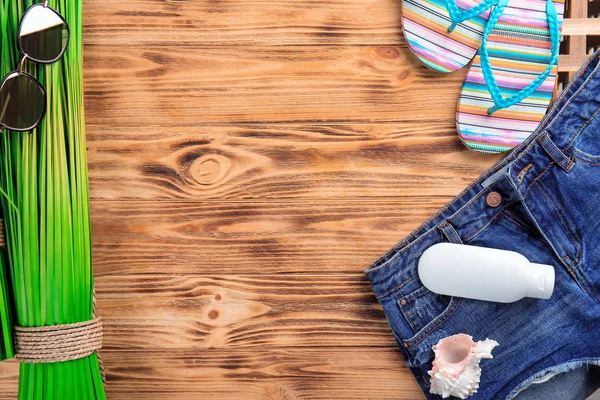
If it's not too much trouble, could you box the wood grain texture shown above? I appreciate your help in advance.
[82,0,405,46]
[90,199,448,275]
[83,45,466,125]
[86,124,500,200]
[95,274,396,349]
[559,54,598,72]
[562,18,600,36]
[98,349,422,400]
[0,347,424,400]
[0,349,420,400]
[81,0,591,46]
[0,360,17,399]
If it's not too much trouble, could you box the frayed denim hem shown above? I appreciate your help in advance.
[507,358,600,400]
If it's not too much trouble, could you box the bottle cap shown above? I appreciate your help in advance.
[527,263,555,299]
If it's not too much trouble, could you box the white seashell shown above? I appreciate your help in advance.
[428,334,499,399]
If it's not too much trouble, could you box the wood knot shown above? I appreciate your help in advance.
[375,47,400,59]
[208,310,219,320]
[188,154,231,186]
[397,70,410,80]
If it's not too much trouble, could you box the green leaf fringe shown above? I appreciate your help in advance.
[0,0,106,398]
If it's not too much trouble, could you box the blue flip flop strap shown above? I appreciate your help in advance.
[480,0,560,114]
[446,0,499,32]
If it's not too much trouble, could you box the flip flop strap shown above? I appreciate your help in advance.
[480,0,560,114]
[445,0,498,32]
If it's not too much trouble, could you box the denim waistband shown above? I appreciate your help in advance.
[366,50,600,299]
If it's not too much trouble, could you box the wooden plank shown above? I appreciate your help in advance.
[83,0,405,46]
[85,124,500,200]
[102,349,422,399]
[95,274,395,349]
[90,199,449,275]
[0,349,423,400]
[0,349,423,399]
[0,360,17,399]
[82,0,595,47]
[562,18,600,36]
[566,0,590,80]
[559,53,595,71]
[83,45,466,126]
[0,269,400,348]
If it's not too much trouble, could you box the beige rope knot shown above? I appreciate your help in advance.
[14,317,103,364]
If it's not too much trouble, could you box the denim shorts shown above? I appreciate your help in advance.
[366,50,600,400]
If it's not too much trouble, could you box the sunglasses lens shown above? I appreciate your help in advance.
[0,73,45,131]
[19,4,69,63]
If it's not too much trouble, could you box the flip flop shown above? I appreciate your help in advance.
[402,0,499,73]
[456,0,564,153]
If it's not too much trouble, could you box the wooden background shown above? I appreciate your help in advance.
[0,0,599,398]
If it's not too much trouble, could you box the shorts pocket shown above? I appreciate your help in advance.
[379,276,460,350]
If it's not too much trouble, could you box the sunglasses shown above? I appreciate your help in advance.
[0,1,69,133]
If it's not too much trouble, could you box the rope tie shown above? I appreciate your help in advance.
[13,290,105,383]
[15,317,103,363]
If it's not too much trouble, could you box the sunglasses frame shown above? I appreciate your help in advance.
[0,70,47,132]
[17,2,70,65]
[0,1,69,133]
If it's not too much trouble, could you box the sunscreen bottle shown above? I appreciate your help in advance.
[418,243,554,303]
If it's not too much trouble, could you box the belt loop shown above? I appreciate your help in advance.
[538,131,574,172]
[438,221,463,244]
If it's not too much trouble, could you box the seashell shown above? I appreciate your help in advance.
[428,334,499,399]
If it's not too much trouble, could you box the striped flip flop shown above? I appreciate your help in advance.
[456,0,564,154]
[402,0,499,73]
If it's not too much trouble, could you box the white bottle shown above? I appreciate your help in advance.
[418,243,554,303]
